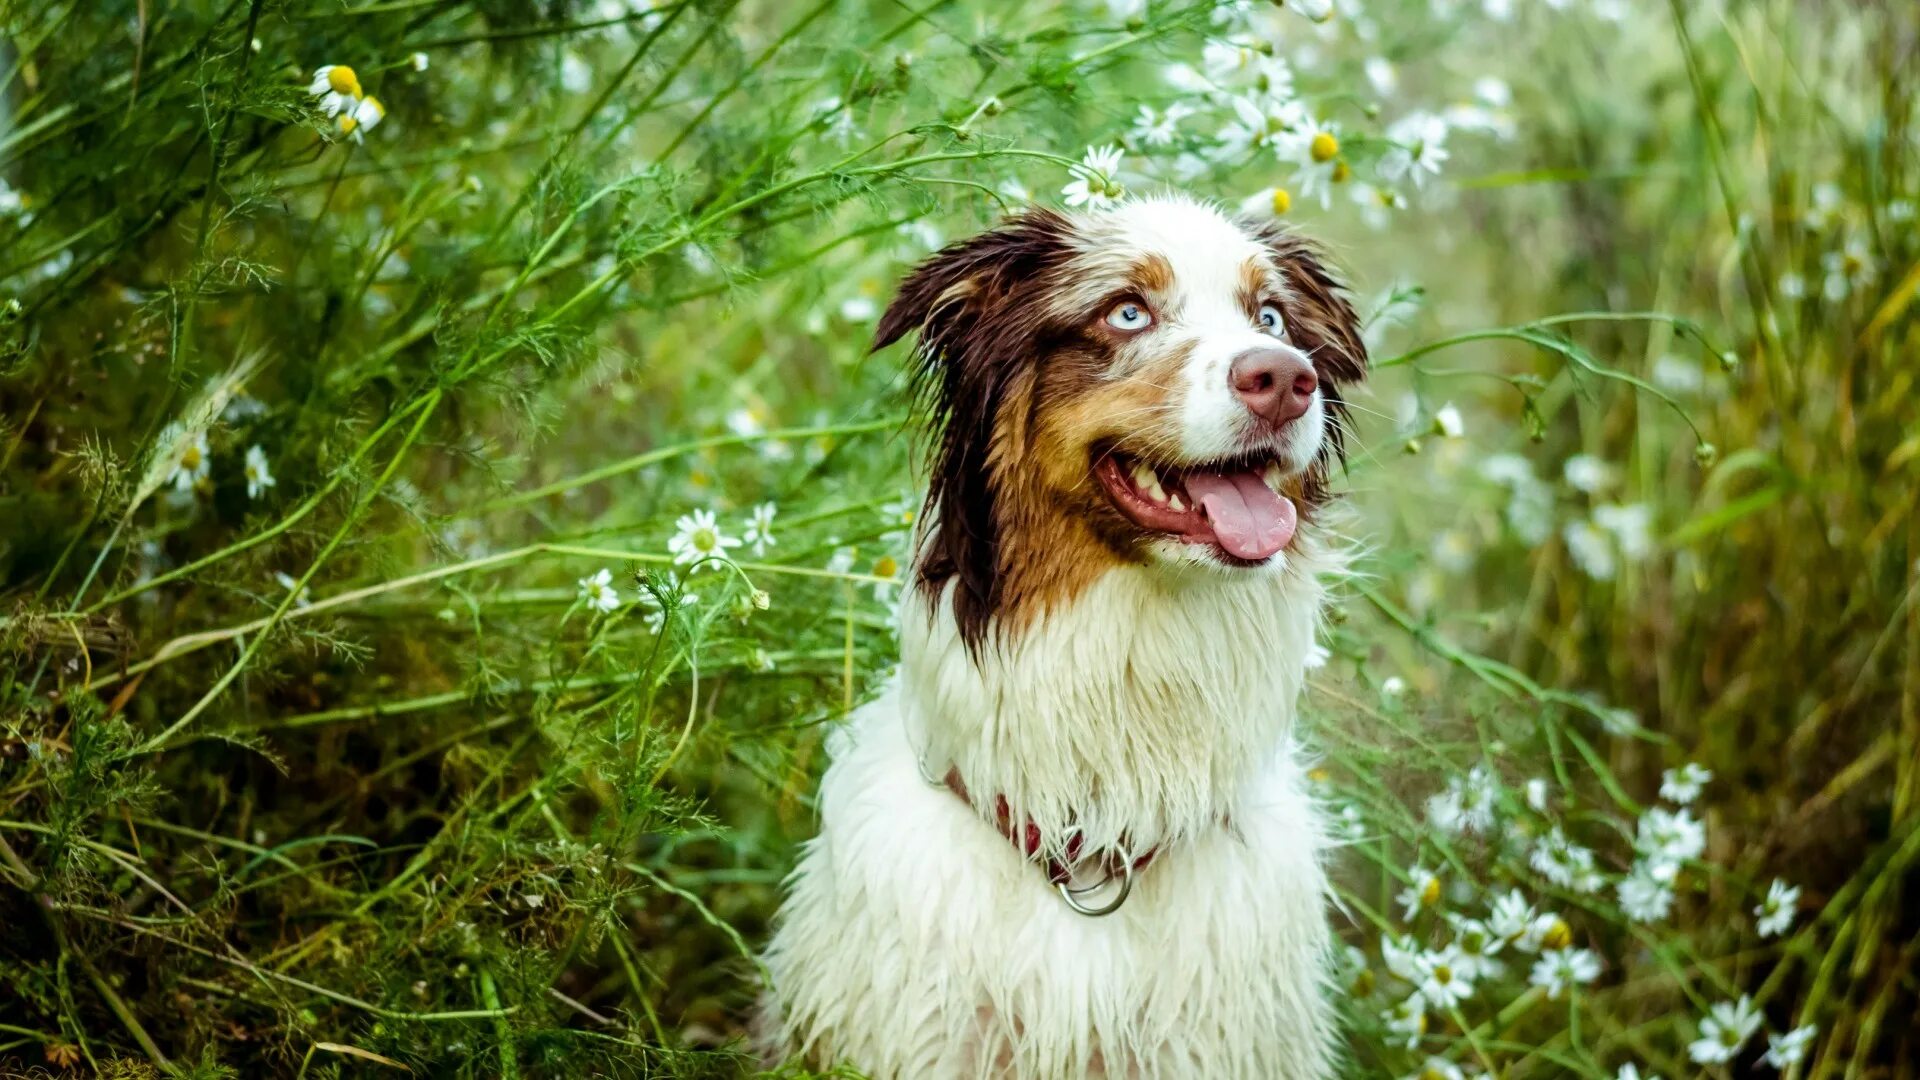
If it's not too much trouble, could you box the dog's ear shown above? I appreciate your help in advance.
[1248,221,1368,387]
[873,208,1070,356]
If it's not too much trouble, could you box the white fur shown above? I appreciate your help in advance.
[761,194,1346,1078]
[762,549,1341,1078]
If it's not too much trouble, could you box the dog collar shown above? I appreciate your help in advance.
[942,767,1153,917]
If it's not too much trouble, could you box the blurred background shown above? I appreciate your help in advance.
[0,0,1914,1076]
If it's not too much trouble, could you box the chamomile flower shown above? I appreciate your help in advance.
[1614,1065,1659,1080]
[1433,403,1464,438]
[1130,103,1191,148]
[1201,40,1293,98]
[1380,112,1450,187]
[1660,762,1712,804]
[1383,997,1427,1050]
[1821,235,1876,301]
[1688,996,1763,1065]
[1528,947,1601,999]
[1594,502,1654,559]
[1405,1057,1463,1080]
[1563,453,1610,492]
[743,502,778,555]
[1381,935,1424,982]
[1531,827,1601,890]
[1634,807,1706,881]
[578,568,621,614]
[1380,675,1408,700]
[1240,185,1295,219]
[409,51,430,71]
[1062,144,1126,209]
[1397,865,1443,920]
[870,553,902,603]
[1518,912,1573,954]
[166,427,212,493]
[1754,878,1800,937]
[1762,1024,1817,1067]
[1487,889,1534,942]
[1564,519,1617,581]
[308,64,363,116]
[1420,941,1474,1006]
[1525,777,1551,811]
[1281,115,1342,167]
[339,95,386,142]
[1446,915,1507,980]
[1218,94,1307,160]
[1617,866,1676,924]
[243,445,276,499]
[668,508,743,571]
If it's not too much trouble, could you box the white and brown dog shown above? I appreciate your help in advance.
[761,194,1367,1078]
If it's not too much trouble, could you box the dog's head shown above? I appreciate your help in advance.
[877,194,1367,649]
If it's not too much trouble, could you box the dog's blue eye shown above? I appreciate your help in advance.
[1106,301,1152,331]
[1258,304,1284,334]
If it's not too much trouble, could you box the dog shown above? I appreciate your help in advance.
[760,193,1367,1078]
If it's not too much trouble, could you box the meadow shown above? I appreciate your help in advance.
[1,0,1915,1076]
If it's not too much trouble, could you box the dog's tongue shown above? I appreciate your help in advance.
[1184,469,1297,560]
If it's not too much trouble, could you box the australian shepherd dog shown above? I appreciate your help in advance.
[760,193,1368,1078]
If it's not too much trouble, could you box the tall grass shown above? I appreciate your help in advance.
[0,0,1913,1077]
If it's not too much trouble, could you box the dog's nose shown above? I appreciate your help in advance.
[1229,347,1317,425]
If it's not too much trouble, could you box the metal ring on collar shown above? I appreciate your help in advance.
[1056,858,1134,917]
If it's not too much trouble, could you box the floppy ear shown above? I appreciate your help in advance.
[1248,221,1369,387]
[872,208,1072,653]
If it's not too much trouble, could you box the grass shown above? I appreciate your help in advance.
[1,0,1916,1076]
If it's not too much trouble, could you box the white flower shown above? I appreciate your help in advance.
[1525,777,1550,811]
[1380,112,1450,187]
[339,95,386,142]
[1412,944,1475,1009]
[1651,354,1705,394]
[1382,935,1424,983]
[1201,40,1293,98]
[1445,915,1507,980]
[1303,642,1330,670]
[1821,235,1875,301]
[1564,519,1617,581]
[1762,1024,1817,1068]
[1617,866,1675,923]
[1217,93,1307,160]
[1397,865,1443,920]
[308,65,363,117]
[409,51,430,71]
[1518,912,1571,954]
[243,444,276,499]
[1130,103,1191,148]
[1427,765,1498,835]
[839,295,878,322]
[1106,0,1146,18]
[1404,1058,1463,1080]
[1529,947,1600,999]
[743,502,778,555]
[1779,270,1809,299]
[1689,996,1763,1065]
[1062,144,1126,209]
[1634,807,1706,881]
[165,427,212,494]
[1487,889,1534,942]
[869,552,903,603]
[668,508,742,571]
[1563,453,1609,492]
[1531,827,1601,891]
[578,568,621,614]
[1754,878,1800,937]
[1380,675,1407,700]
[1660,762,1712,804]
[1614,1065,1659,1080]
[1433,403,1464,439]
[1364,56,1397,95]
[1383,997,1426,1050]
[1595,503,1654,559]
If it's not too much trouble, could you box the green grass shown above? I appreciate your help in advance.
[1,0,1916,1076]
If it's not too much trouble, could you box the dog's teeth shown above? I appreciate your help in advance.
[1167,494,1186,511]
[1131,462,1167,502]
[1262,462,1284,493]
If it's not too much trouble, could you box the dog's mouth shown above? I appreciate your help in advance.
[1093,446,1302,564]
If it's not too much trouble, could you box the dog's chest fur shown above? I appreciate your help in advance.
[761,560,1337,1078]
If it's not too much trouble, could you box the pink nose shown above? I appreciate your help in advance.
[1230,347,1317,425]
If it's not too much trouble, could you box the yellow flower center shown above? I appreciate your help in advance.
[1433,964,1453,984]
[1420,876,1441,906]
[1543,919,1573,950]
[1309,131,1340,163]
[873,555,899,580]
[692,529,717,553]
[181,445,202,470]
[339,116,358,134]
[327,66,361,97]
[1270,187,1293,215]
[1332,159,1353,183]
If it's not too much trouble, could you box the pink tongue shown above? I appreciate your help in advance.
[1183,470,1298,560]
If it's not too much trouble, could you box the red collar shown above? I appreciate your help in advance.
[943,767,1159,897]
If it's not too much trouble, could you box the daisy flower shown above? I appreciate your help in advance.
[668,508,743,571]
[1383,997,1426,1050]
[1396,865,1443,920]
[1130,103,1191,148]
[1062,145,1126,208]
[166,427,212,494]
[743,502,778,555]
[1754,878,1800,937]
[1762,1024,1817,1068]
[1381,935,1424,983]
[243,444,276,499]
[1445,915,1507,980]
[1518,912,1573,954]
[578,568,620,614]
[1380,112,1450,188]
[1218,93,1307,161]
[1595,502,1654,559]
[1564,519,1617,581]
[1529,947,1600,999]
[409,51,430,72]
[1563,453,1610,492]
[1689,996,1763,1065]
[1239,185,1295,218]
[1634,807,1706,881]
[308,65,363,117]
[1486,889,1534,943]
[1617,866,1675,924]
[1405,1058,1463,1080]
[1660,762,1712,804]
[1614,1064,1659,1080]
[339,95,386,142]
[1413,945,1475,1009]
[1531,827,1602,891]
[870,553,902,603]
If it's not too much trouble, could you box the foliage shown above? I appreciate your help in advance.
[1,0,1915,1077]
